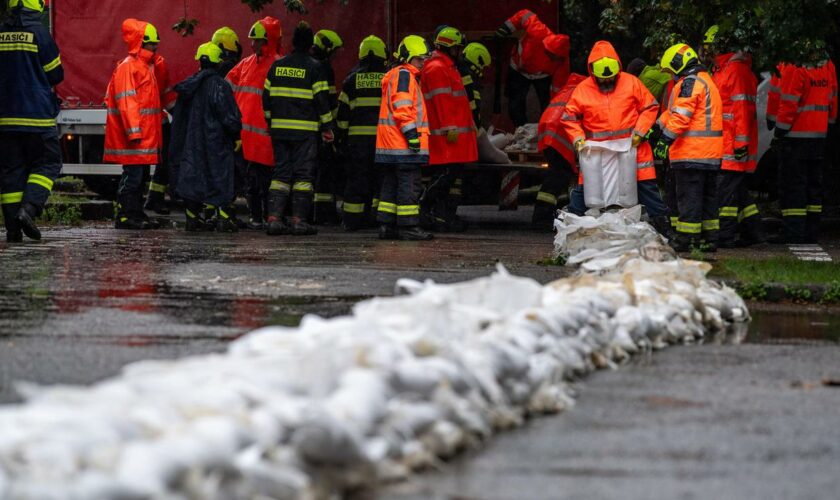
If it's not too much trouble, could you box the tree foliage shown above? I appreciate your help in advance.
[568,0,840,72]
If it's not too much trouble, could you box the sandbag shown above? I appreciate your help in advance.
[578,137,638,208]
[477,128,512,164]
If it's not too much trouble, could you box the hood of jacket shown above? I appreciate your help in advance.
[258,16,282,58]
[586,41,623,78]
[716,51,752,69]
[175,69,217,100]
[122,18,151,56]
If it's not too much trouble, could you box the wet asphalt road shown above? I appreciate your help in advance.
[2,207,839,500]
[0,207,570,403]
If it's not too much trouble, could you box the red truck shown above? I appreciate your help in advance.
[52,0,560,204]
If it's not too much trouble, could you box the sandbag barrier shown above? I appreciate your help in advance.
[0,208,749,499]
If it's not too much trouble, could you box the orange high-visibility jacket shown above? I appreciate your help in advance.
[538,73,586,169]
[227,16,283,167]
[153,54,177,112]
[766,63,787,124]
[657,66,723,169]
[421,50,477,165]
[375,63,429,165]
[104,19,163,165]
[713,52,758,173]
[560,41,658,181]
[504,9,570,88]
[775,59,838,138]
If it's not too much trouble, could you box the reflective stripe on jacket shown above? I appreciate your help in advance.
[375,64,429,164]
[0,9,63,132]
[336,61,386,142]
[560,41,658,181]
[421,50,477,165]
[103,19,163,165]
[262,49,334,140]
[657,67,723,170]
[505,9,569,85]
[776,59,837,139]
[457,59,481,126]
[538,73,585,169]
[766,63,786,123]
[713,52,758,173]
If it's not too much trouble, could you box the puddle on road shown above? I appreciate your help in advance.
[746,310,840,344]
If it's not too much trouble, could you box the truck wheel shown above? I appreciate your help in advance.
[82,175,120,200]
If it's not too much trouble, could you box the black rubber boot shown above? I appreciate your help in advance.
[399,226,433,240]
[115,194,150,230]
[378,223,399,240]
[266,191,290,236]
[144,189,170,215]
[184,202,205,232]
[216,206,239,233]
[3,204,22,242]
[651,215,676,241]
[15,202,41,241]
[290,191,318,235]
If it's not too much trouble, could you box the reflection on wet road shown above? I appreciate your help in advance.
[0,216,569,403]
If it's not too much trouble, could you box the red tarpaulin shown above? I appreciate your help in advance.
[53,0,388,107]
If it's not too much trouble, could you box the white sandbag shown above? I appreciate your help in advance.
[477,127,513,164]
[578,137,638,208]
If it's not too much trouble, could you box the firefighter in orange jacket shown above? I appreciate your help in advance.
[701,26,763,248]
[104,19,164,230]
[770,49,837,243]
[420,27,477,232]
[654,43,724,252]
[560,41,671,237]
[227,17,282,229]
[533,73,586,228]
[375,35,433,241]
[495,9,571,126]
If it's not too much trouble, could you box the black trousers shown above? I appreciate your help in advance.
[247,162,272,223]
[778,138,824,243]
[270,136,317,219]
[378,162,422,227]
[314,140,340,221]
[673,168,719,245]
[717,170,761,244]
[506,69,551,127]
[0,128,62,218]
[148,121,171,195]
[533,146,574,223]
[421,163,464,221]
[343,139,379,228]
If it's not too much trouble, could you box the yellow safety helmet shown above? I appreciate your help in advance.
[590,56,620,79]
[143,23,160,44]
[396,35,431,62]
[359,35,387,60]
[434,26,465,48]
[661,43,698,75]
[463,42,491,75]
[212,27,240,52]
[8,0,44,12]
[314,29,343,53]
[195,41,222,64]
[248,20,268,40]
[703,25,719,45]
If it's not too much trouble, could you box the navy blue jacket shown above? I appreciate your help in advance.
[170,68,242,207]
[0,8,63,132]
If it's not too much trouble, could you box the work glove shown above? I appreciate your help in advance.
[733,146,748,160]
[495,25,512,38]
[644,124,662,143]
[653,140,670,161]
[321,129,335,143]
[766,118,776,130]
[631,134,644,147]
[407,137,421,153]
[234,140,242,152]
[446,129,459,144]
[574,139,585,153]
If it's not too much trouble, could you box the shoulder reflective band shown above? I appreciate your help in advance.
[43,55,61,72]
